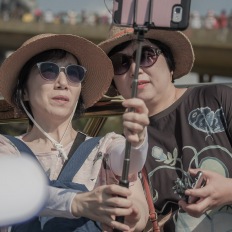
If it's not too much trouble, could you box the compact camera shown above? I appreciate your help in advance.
[188,171,206,204]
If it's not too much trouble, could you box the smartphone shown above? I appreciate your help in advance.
[112,0,191,30]
[188,171,206,204]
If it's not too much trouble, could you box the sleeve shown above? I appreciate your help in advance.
[40,186,80,219]
[40,186,83,229]
[107,129,148,177]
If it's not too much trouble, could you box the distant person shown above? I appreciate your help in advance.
[67,10,77,25]
[44,9,54,23]
[217,9,229,42]
[217,9,228,29]
[190,11,202,29]
[21,12,34,23]
[0,0,10,21]
[228,10,232,30]
[34,7,43,22]
[204,10,219,29]
[80,10,87,24]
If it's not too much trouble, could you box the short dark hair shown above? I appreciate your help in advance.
[11,49,85,125]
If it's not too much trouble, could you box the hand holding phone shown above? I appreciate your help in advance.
[188,171,206,204]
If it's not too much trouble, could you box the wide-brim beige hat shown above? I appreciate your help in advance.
[0,33,113,109]
[99,26,195,79]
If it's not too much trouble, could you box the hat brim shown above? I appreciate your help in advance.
[0,34,113,108]
[99,29,194,79]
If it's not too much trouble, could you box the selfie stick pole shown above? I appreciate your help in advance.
[114,1,149,229]
[113,27,147,232]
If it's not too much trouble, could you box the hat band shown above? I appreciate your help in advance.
[112,28,134,39]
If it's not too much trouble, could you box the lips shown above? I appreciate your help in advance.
[138,80,150,85]
[131,80,150,89]
[52,95,69,102]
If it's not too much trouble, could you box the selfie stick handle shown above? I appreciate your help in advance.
[114,28,147,232]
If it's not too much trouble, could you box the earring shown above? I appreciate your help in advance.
[170,71,174,83]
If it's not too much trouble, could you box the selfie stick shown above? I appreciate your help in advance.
[118,28,147,187]
[114,0,150,230]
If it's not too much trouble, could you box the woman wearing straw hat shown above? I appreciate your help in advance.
[0,33,149,232]
[99,26,232,231]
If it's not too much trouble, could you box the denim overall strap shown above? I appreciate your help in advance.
[57,137,101,182]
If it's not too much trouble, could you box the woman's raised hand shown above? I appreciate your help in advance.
[122,98,149,147]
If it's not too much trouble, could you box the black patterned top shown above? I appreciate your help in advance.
[146,84,232,231]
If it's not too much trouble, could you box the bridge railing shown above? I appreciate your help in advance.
[0,20,232,80]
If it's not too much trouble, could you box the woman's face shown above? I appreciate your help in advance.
[112,40,174,108]
[24,54,81,123]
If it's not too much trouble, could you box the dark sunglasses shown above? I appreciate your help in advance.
[110,46,162,75]
[36,62,87,83]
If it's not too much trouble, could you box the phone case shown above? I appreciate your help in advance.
[112,0,191,30]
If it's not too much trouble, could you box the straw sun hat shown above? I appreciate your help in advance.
[0,33,113,109]
[99,26,195,79]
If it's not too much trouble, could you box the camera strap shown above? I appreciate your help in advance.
[142,167,160,232]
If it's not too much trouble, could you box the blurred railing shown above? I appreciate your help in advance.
[0,20,232,80]
[0,19,110,50]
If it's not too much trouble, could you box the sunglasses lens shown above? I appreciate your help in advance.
[111,47,161,75]
[39,62,59,80]
[38,63,86,83]
[140,47,158,67]
[111,54,130,75]
[66,65,86,83]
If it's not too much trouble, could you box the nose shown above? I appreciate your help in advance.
[128,62,143,78]
[55,70,68,89]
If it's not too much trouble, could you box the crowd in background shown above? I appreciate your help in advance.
[190,9,232,30]
[1,0,232,29]
[0,0,111,26]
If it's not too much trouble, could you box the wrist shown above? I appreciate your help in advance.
[71,192,86,218]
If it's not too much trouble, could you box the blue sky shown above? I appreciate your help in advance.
[36,0,232,16]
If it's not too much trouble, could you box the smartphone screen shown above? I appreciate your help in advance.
[112,0,191,30]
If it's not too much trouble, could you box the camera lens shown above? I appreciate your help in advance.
[172,6,183,22]
[175,7,181,13]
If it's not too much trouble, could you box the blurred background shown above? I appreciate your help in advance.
[0,0,231,135]
[0,0,231,83]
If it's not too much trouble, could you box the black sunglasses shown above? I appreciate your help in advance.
[36,62,87,83]
[110,46,162,75]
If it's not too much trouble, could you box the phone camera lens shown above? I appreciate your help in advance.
[175,7,181,13]
[172,6,183,23]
